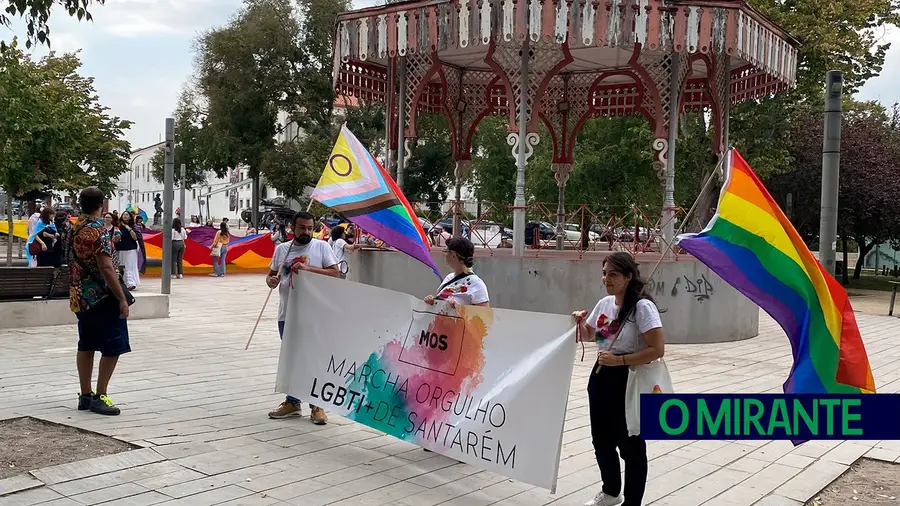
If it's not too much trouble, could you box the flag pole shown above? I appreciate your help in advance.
[245,198,316,350]
[645,150,728,282]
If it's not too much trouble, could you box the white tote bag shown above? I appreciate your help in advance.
[624,358,674,437]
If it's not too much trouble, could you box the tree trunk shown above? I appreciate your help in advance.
[841,236,849,285]
[854,238,874,280]
[6,193,14,267]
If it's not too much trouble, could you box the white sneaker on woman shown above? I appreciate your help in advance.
[585,492,623,506]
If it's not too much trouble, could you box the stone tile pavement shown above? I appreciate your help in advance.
[0,275,898,506]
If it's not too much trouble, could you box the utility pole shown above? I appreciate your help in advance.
[179,164,186,223]
[162,118,174,294]
[819,70,842,277]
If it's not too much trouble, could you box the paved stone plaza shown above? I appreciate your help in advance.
[1,274,899,505]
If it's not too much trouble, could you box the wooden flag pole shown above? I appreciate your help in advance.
[245,199,316,350]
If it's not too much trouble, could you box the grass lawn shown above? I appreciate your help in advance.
[842,274,900,292]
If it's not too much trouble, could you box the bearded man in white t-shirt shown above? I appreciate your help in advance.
[265,211,339,424]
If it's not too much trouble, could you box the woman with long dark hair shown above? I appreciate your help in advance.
[172,217,187,278]
[211,220,231,277]
[572,251,665,506]
[117,211,141,290]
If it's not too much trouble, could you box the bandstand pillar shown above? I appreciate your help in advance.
[553,163,573,250]
[511,41,532,257]
[662,53,681,257]
[396,56,407,190]
[453,160,472,238]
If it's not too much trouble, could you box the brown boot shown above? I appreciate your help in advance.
[310,406,328,425]
[268,401,301,419]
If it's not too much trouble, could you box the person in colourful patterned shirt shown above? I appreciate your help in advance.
[66,187,132,416]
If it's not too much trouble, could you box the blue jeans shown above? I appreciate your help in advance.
[213,246,227,276]
[278,320,301,405]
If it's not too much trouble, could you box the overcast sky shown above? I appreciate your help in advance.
[6,0,899,151]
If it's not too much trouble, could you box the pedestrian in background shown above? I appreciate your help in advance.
[210,220,231,277]
[172,217,187,279]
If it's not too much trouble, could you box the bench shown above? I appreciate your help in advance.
[890,281,900,317]
[0,266,70,302]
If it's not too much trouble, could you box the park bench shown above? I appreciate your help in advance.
[890,281,900,317]
[0,266,70,302]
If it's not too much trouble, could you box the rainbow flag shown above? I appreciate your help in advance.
[312,125,440,277]
[676,149,875,395]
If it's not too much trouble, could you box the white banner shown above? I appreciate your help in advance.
[275,273,576,491]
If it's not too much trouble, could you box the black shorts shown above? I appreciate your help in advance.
[76,297,131,357]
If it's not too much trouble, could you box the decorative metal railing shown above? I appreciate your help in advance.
[409,200,686,258]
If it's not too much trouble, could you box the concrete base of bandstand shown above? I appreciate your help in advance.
[348,248,759,344]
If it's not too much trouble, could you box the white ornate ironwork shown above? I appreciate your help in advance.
[507,132,540,162]
[552,162,573,187]
[652,138,668,180]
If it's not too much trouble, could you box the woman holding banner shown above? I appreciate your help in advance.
[572,252,666,506]
[423,237,489,309]
[421,236,489,453]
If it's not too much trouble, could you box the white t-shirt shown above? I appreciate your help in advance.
[331,238,349,271]
[270,239,338,321]
[586,296,662,354]
[172,229,188,241]
[435,272,489,306]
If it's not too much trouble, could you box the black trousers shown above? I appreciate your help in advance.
[587,363,648,505]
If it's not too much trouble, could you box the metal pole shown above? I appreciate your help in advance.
[396,56,407,189]
[179,164,186,224]
[384,59,394,178]
[162,118,175,294]
[251,177,260,229]
[819,70,843,276]
[662,53,680,258]
[512,41,531,257]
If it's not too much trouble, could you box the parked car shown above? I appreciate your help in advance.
[562,223,600,242]
[524,221,555,245]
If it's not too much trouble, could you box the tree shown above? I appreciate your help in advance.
[768,100,900,281]
[403,113,452,213]
[194,0,305,226]
[0,40,131,263]
[259,134,324,203]
[1,0,104,48]
[150,87,209,188]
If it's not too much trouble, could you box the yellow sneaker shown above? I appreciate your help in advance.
[310,406,328,425]
[268,401,301,419]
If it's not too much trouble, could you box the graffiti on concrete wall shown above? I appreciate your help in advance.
[648,274,716,303]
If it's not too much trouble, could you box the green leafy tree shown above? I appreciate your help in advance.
[259,134,325,203]
[1,0,104,48]
[194,0,305,226]
[403,113,452,213]
[768,100,900,281]
[0,40,130,263]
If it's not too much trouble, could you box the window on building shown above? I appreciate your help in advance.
[146,164,150,182]
[192,189,196,199]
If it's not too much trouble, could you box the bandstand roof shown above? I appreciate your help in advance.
[333,0,799,109]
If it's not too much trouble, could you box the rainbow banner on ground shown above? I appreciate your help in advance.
[312,125,440,277]
[676,150,875,395]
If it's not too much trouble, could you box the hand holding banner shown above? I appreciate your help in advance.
[275,273,576,491]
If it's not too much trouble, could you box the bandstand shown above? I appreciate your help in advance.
[332,0,799,256]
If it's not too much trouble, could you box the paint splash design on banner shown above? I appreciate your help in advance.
[343,307,492,443]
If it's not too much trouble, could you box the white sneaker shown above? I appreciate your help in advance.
[585,492,623,506]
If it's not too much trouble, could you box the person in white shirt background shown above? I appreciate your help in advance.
[572,251,665,506]
[328,224,363,279]
[265,211,340,424]
[26,205,42,267]
[171,218,188,279]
